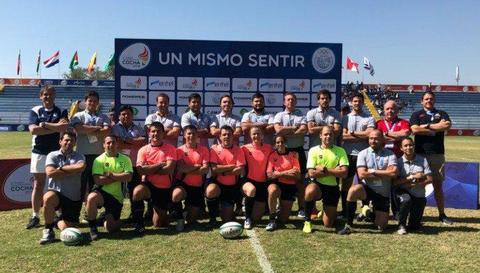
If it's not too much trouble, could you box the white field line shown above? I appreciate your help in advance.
[245,229,274,273]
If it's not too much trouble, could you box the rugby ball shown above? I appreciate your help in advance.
[219,221,243,239]
[60,227,83,246]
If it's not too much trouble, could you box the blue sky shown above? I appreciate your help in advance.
[1,0,478,85]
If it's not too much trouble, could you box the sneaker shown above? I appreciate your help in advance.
[39,229,55,245]
[265,220,277,232]
[297,209,306,219]
[440,215,453,226]
[26,216,40,229]
[89,228,99,241]
[302,221,312,233]
[206,218,218,229]
[134,223,146,235]
[397,225,407,235]
[338,225,352,235]
[176,219,185,232]
[244,218,253,230]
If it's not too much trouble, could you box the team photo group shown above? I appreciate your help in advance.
[28,85,452,244]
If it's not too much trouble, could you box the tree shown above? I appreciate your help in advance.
[63,66,114,80]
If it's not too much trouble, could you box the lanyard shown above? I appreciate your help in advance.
[383,119,398,132]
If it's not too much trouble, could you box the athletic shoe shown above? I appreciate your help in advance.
[89,228,99,241]
[302,221,312,233]
[26,216,40,229]
[134,223,146,235]
[397,225,407,235]
[265,220,277,232]
[297,209,306,219]
[338,225,352,235]
[244,218,253,230]
[39,229,55,245]
[176,219,185,232]
[440,215,453,226]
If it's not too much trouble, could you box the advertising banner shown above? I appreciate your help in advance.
[0,159,32,211]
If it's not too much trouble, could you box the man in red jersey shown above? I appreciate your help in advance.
[206,125,246,227]
[133,122,185,234]
[241,127,274,230]
[175,125,210,225]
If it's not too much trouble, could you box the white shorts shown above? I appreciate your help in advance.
[30,153,47,173]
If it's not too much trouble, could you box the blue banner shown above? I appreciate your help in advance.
[426,162,479,209]
[114,38,342,125]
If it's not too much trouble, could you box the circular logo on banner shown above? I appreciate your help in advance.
[312,47,335,74]
[473,130,480,136]
[3,163,33,203]
[119,43,151,70]
[458,130,463,136]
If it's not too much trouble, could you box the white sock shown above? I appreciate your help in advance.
[32,212,40,218]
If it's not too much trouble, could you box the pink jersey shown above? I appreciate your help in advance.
[176,144,209,187]
[210,144,245,186]
[241,143,273,183]
[137,143,177,189]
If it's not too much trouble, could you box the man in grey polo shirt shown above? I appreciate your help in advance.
[338,130,397,235]
[274,91,308,217]
[40,131,86,244]
[181,93,212,147]
[340,93,375,217]
[393,138,432,235]
[145,93,180,146]
[210,94,242,144]
[241,93,274,145]
[306,89,341,148]
[71,91,110,206]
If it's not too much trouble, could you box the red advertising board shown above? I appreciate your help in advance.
[0,159,32,210]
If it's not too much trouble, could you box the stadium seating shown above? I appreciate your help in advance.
[0,86,114,125]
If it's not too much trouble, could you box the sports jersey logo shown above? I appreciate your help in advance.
[105,162,110,168]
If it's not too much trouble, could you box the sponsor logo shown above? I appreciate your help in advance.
[473,130,480,136]
[149,76,175,90]
[120,76,147,90]
[177,77,203,91]
[259,79,283,92]
[312,79,336,92]
[120,91,147,104]
[0,126,10,131]
[3,164,33,203]
[240,108,249,116]
[17,125,25,131]
[119,43,151,70]
[312,47,335,73]
[232,78,257,91]
[286,79,310,92]
[91,80,98,87]
[60,80,67,86]
[205,78,230,91]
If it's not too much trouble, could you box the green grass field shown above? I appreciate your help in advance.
[1,132,479,273]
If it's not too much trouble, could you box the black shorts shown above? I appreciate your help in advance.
[246,180,269,202]
[276,182,297,201]
[81,154,98,200]
[146,182,172,211]
[347,155,358,178]
[51,191,82,223]
[181,182,205,208]
[287,146,307,175]
[127,167,142,193]
[318,183,340,207]
[96,189,123,221]
[363,184,390,213]
[216,182,241,208]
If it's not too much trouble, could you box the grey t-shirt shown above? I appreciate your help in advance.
[241,110,274,145]
[397,155,432,198]
[144,112,180,146]
[357,147,397,197]
[71,111,110,155]
[273,110,306,148]
[210,112,241,143]
[111,122,146,162]
[45,150,85,201]
[181,110,212,147]
[306,107,341,148]
[342,112,376,156]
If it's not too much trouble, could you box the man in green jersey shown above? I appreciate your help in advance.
[303,126,349,233]
[86,135,133,240]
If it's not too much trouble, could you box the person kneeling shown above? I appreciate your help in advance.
[86,135,133,241]
[393,138,432,235]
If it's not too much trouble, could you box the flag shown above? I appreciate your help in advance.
[69,51,79,70]
[363,57,375,76]
[87,52,97,74]
[455,65,460,82]
[16,50,21,75]
[43,50,60,68]
[346,57,359,73]
[36,50,41,73]
[103,53,114,71]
